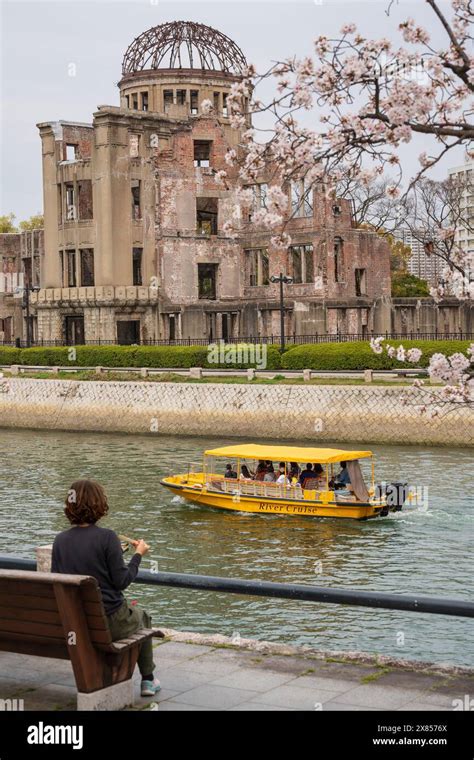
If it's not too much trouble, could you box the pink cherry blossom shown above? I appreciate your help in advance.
[396,345,406,362]
[407,348,422,364]
[370,337,384,354]
[200,99,213,115]
[340,23,357,35]
[214,170,228,187]
[218,0,473,412]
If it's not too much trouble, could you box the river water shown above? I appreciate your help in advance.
[0,428,472,667]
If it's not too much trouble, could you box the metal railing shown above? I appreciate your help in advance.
[0,555,472,619]
[208,476,307,501]
[0,332,472,348]
[0,365,431,383]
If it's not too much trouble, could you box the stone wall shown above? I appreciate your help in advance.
[0,379,472,445]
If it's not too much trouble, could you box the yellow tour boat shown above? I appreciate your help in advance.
[160,443,408,520]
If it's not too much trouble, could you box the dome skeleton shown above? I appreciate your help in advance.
[122,21,247,76]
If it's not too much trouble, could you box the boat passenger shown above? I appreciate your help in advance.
[276,463,290,485]
[224,464,238,479]
[255,462,267,481]
[335,461,351,488]
[288,462,300,481]
[264,463,276,482]
[240,465,253,481]
[299,463,314,487]
[312,463,326,488]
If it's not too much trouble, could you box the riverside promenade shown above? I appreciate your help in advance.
[1,630,472,711]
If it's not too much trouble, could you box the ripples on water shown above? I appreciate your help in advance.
[0,428,472,666]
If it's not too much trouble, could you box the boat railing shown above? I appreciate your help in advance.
[206,476,308,501]
[205,476,372,505]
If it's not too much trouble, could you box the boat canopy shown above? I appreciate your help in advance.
[204,444,373,464]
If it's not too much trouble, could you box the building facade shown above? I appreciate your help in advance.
[0,229,43,343]
[448,154,474,261]
[31,20,395,344]
[0,233,22,343]
[394,228,441,287]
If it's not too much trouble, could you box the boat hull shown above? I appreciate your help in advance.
[160,477,386,520]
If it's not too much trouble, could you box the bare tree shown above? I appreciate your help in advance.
[336,177,406,231]
[402,175,474,297]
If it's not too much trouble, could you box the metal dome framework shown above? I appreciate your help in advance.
[122,21,247,76]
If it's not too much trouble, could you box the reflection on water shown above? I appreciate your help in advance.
[0,428,472,666]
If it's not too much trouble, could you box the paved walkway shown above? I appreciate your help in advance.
[0,633,472,711]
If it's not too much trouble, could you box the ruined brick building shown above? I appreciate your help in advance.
[11,22,390,343]
[27,19,398,345]
[0,229,43,343]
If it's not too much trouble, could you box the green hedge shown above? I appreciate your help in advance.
[0,344,281,370]
[281,340,472,371]
[0,347,23,366]
[1,340,470,372]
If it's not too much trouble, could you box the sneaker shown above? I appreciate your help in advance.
[141,678,161,697]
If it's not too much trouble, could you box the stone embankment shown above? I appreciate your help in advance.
[0,378,472,445]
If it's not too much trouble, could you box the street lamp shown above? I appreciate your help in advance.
[22,283,40,348]
[270,272,293,353]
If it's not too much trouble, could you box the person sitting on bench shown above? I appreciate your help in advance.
[51,479,161,698]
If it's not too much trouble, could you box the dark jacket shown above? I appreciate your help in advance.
[51,524,141,615]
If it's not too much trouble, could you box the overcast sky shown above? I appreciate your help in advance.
[0,0,466,221]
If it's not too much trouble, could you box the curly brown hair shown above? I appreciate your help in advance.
[64,480,109,524]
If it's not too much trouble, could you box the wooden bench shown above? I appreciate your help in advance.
[0,569,162,709]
